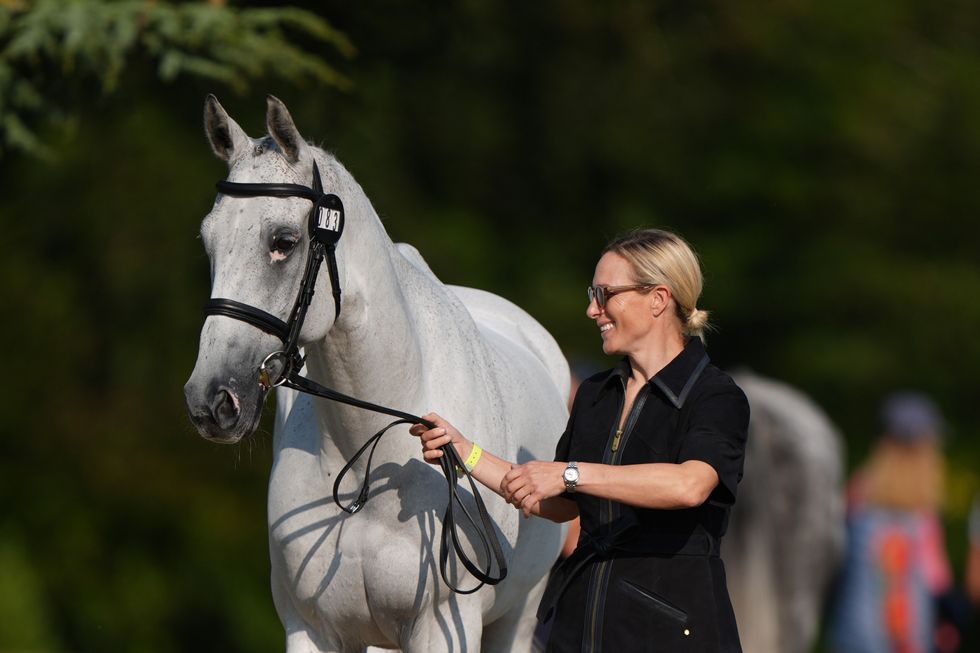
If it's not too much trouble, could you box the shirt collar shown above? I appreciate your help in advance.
[601,338,710,409]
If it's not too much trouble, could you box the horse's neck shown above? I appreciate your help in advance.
[304,208,426,458]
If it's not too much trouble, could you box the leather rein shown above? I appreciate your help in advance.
[202,162,507,594]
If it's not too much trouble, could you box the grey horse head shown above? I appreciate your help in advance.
[184,95,341,443]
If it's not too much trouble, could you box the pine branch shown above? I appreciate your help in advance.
[0,0,354,158]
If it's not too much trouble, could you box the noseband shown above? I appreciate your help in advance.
[200,162,507,594]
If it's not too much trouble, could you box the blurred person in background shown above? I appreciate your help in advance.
[831,392,956,653]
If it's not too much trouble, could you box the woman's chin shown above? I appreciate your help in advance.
[600,338,621,356]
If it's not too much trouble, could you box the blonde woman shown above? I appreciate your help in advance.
[412,229,750,652]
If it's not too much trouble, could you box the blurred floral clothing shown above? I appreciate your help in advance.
[831,480,951,653]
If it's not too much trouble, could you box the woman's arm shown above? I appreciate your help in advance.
[409,413,580,523]
[501,459,718,517]
[502,383,748,516]
[576,460,718,508]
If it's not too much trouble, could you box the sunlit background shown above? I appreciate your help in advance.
[2,1,979,651]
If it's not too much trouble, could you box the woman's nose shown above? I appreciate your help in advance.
[586,297,602,319]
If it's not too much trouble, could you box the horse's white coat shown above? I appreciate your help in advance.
[185,97,568,653]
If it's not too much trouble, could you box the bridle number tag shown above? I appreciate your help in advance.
[318,207,342,232]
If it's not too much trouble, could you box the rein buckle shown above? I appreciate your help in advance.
[258,350,293,391]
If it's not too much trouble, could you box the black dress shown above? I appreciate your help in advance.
[542,338,750,653]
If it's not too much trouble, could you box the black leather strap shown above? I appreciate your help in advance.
[204,298,290,342]
[216,180,321,202]
[437,444,508,593]
[281,242,326,351]
[323,244,342,321]
[286,373,509,593]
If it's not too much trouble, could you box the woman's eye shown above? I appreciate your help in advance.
[272,235,298,254]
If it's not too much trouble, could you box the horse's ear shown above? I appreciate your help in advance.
[204,94,249,162]
[266,95,309,164]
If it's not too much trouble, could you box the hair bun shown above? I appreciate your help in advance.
[685,307,711,339]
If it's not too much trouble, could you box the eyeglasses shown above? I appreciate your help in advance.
[587,284,654,308]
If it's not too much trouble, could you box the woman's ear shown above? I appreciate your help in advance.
[650,285,672,317]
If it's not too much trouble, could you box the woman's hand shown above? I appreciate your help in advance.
[409,412,469,466]
[501,461,567,518]
[411,416,578,523]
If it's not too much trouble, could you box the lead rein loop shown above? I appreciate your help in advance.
[283,372,508,593]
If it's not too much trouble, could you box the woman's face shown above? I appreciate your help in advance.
[587,252,657,357]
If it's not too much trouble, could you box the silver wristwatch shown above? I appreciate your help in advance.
[563,461,580,493]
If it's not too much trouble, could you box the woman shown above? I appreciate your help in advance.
[411,228,750,652]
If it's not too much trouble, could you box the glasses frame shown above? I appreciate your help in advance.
[587,284,655,308]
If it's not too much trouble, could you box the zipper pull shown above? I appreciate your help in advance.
[611,428,623,452]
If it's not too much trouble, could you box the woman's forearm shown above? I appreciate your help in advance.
[532,496,580,522]
[457,442,579,523]
[455,440,511,498]
[411,414,579,523]
[575,460,719,509]
[456,442,578,523]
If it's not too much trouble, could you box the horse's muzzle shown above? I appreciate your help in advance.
[183,376,264,443]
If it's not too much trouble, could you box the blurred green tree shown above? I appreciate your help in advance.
[0,0,353,157]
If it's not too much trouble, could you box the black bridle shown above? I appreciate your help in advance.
[205,161,344,386]
[202,162,507,594]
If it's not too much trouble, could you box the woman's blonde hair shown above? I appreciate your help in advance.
[603,228,710,342]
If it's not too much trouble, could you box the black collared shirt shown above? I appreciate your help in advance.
[548,337,750,653]
[555,337,749,538]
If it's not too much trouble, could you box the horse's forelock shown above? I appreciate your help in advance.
[253,136,276,157]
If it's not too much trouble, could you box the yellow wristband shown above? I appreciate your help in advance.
[464,443,483,472]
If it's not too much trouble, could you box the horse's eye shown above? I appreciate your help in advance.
[272,235,298,255]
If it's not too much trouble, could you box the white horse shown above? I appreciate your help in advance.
[725,371,846,653]
[184,95,569,653]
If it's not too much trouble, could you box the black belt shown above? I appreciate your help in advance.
[537,521,719,623]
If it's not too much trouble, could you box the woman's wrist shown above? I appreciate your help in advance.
[449,438,478,469]
[463,442,483,472]
[450,439,481,476]
[454,438,473,461]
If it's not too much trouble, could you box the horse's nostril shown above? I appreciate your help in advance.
[211,387,241,430]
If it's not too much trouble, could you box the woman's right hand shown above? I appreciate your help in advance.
[409,413,469,466]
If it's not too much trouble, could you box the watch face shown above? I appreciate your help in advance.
[564,467,579,483]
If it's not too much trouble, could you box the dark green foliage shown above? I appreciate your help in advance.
[0,0,352,156]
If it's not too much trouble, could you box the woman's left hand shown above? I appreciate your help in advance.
[501,461,568,518]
